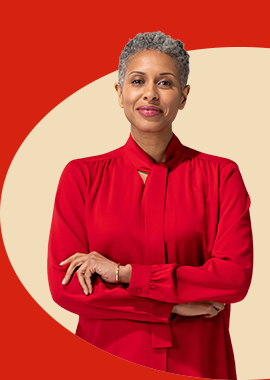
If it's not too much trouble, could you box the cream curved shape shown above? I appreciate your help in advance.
[1,48,269,380]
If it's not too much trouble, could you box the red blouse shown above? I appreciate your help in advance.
[47,132,253,379]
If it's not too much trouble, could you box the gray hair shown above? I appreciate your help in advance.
[118,31,190,92]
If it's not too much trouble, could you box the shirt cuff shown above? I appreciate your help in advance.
[127,263,152,297]
[127,263,174,321]
[147,299,174,321]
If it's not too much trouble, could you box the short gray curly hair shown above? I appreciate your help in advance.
[118,31,190,92]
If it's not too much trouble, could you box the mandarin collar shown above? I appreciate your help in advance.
[123,132,186,172]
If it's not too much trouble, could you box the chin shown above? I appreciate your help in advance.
[133,124,165,133]
[133,119,173,133]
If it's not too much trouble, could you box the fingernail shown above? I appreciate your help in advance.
[59,261,65,266]
[84,290,88,295]
[62,278,66,284]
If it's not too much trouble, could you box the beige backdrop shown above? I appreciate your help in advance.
[1,48,269,380]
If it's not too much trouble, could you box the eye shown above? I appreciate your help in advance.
[131,79,143,84]
[159,80,171,86]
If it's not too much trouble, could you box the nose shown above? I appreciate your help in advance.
[143,81,159,101]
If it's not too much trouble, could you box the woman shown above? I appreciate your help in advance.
[47,31,253,379]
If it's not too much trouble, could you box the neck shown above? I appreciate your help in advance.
[130,127,174,163]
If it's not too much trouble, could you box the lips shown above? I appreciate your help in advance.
[137,105,162,117]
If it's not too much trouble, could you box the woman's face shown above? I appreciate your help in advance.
[115,50,190,134]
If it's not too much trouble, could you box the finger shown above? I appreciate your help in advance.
[62,259,84,284]
[77,268,89,295]
[204,305,219,318]
[59,253,87,266]
[84,267,95,294]
[204,312,217,318]
[59,253,79,266]
[212,302,225,312]
[204,314,216,318]
[207,304,219,317]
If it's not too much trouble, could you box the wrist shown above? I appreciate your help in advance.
[119,264,132,284]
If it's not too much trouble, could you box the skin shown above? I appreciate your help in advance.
[60,50,225,318]
[115,50,190,163]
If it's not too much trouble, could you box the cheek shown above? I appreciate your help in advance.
[173,94,182,110]
[123,91,139,109]
[124,84,142,100]
[164,96,181,114]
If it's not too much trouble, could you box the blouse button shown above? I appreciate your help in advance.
[136,288,142,295]
[156,311,163,317]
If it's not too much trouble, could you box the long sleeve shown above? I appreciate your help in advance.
[47,160,174,322]
[127,162,253,304]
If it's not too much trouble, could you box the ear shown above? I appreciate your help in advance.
[179,85,191,110]
[115,83,124,108]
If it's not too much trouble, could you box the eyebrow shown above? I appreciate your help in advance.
[129,71,177,79]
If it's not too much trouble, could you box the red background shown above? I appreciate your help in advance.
[1,1,269,379]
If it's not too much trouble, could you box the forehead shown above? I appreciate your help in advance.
[126,50,179,75]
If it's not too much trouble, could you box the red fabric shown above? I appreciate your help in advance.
[47,132,253,379]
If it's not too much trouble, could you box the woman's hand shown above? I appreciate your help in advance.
[59,252,131,295]
[59,253,225,318]
[172,301,225,318]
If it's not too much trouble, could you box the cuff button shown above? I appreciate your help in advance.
[156,311,163,317]
[136,288,142,294]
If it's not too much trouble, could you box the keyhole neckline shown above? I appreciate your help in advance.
[123,132,186,173]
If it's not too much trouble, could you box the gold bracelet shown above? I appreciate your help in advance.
[116,263,121,285]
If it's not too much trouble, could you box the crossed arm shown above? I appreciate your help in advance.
[60,250,225,318]
[48,160,253,323]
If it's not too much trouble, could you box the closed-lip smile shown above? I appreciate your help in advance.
[136,105,163,117]
[137,105,162,112]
